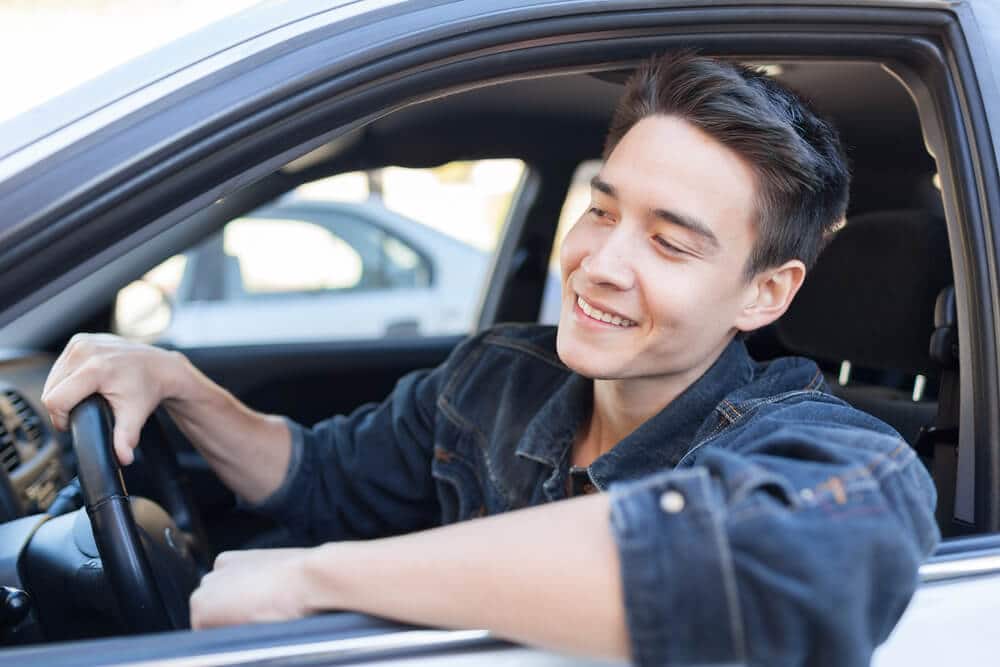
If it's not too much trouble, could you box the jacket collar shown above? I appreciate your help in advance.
[515,335,754,487]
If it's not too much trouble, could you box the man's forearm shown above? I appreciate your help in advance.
[303,493,631,661]
[162,353,292,504]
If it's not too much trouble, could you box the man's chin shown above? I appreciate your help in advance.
[554,325,579,368]
[556,333,622,379]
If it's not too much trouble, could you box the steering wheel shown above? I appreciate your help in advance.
[69,395,201,633]
[135,407,214,572]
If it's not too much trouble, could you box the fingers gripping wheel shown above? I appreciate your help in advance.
[69,395,174,634]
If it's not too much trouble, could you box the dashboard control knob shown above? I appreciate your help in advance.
[0,586,31,627]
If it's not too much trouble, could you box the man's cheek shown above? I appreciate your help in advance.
[559,243,586,282]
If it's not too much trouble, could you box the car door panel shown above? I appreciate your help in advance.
[167,290,442,347]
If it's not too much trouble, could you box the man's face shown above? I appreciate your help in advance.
[556,114,761,383]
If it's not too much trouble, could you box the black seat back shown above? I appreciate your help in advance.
[775,209,953,445]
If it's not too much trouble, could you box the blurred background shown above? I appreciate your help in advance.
[0,0,259,123]
[1,1,590,345]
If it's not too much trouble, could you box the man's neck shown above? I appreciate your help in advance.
[574,336,736,467]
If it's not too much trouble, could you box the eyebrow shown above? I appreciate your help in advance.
[590,175,721,250]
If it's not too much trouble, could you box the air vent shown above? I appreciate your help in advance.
[0,390,44,473]
[0,419,16,474]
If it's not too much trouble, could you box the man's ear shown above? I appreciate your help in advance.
[734,259,806,332]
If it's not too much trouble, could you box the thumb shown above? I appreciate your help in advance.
[112,420,140,467]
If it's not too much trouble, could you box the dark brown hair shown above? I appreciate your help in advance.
[604,52,850,279]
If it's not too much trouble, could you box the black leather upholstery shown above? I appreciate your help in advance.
[777,209,952,375]
[774,209,952,445]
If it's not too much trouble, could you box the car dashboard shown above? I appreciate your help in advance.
[0,353,70,520]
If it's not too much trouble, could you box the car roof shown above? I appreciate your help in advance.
[0,0,958,172]
[251,198,488,258]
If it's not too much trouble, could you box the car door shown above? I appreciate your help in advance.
[873,0,1000,659]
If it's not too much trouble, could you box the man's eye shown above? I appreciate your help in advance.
[588,206,609,219]
[654,236,687,255]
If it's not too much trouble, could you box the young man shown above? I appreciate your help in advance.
[42,53,939,666]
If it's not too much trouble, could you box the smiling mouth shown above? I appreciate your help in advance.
[576,295,637,328]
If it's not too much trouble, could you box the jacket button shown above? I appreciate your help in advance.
[659,490,685,514]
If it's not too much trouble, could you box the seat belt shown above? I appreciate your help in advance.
[916,287,960,535]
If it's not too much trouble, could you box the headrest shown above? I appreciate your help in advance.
[775,209,952,375]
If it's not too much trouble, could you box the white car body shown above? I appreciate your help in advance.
[159,200,495,346]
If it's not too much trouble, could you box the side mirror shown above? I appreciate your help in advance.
[112,278,174,341]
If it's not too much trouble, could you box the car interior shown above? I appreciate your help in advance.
[0,54,971,647]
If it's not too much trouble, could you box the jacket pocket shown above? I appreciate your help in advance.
[431,442,486,524]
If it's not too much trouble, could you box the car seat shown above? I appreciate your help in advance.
[774,208,953,446]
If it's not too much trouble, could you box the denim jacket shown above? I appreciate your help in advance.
[256,323,940,666]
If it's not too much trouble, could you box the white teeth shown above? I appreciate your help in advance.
[576,295,635,328]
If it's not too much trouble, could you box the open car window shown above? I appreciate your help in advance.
[113,161,525,346]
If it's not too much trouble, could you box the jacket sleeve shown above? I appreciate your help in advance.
[246,333,484,545]
[607,401,940,667]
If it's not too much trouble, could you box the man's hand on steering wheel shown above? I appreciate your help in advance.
[42,332,186,466]
[45,331,296,508]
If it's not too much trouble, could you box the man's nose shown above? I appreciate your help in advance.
[581,226,636,290]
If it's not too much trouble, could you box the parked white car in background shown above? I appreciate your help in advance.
[116,198,501,346]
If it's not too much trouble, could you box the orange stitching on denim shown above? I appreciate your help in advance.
[817,477,848,504]
[804,368,823,390]
[726,400,744,418]
[718,400,743,423]
[433,447,455,463]
[859,442,910,478]
[805,440,913,504]
[888,443,907,459]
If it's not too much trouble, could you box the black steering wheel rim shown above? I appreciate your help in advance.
[70,395,174,634]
